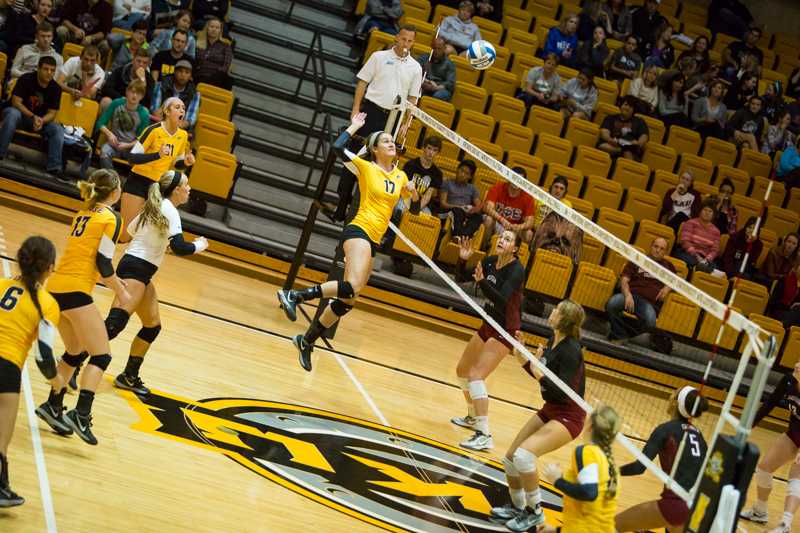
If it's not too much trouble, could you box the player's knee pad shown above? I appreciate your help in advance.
[512,447,537,474]
[88,353,112,371]
[137,324,162,343]
[457,377,469,391]
[755,468,773,490]
[337,281,355,299]
[788,478,800,498]
[468,380,488,400]
[105,308,130,340]
[62,351,88,367]
[502,456,519,477]
[330,299,353,317]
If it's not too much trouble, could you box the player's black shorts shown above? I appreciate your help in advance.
[123,172,155,199]
[117,254,158,285]
[342,224,378,257]
[0,357,22,394]
[50,291,93,311]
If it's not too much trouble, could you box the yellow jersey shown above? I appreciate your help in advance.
[48,205,123,295]
[130,122,190,181]
[560,444,618,533]
[347,156,410,243]
[0,279,60,368]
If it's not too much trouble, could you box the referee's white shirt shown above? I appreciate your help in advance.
[357,47,423,110]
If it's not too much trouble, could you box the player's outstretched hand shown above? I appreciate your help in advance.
[457,236,473,261]
[351,112,366,130]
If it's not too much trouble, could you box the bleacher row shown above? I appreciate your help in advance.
[360,1,800,367]
[0,37,241,204]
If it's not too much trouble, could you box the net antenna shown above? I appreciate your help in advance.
[392,101,775,506]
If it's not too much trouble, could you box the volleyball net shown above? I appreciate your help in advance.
[385,102,778,505]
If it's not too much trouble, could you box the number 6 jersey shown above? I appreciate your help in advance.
[0,279,60,368]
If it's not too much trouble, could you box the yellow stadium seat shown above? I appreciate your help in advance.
[564,118,600,148]
[606,38,623,53]
[474,15,503,44]
[431,3,457,25]
[603,245,644,277]
[403,18,435,42]
[611,159,650,190]
[636,114,665,144]
[544,163,583,196]
[751,176,786,207]
[731,194,762,227]
[730,279,769,317]
[680,3,707,27]
[569,262,616,311]
[665,256,689,279]
[573,146,612,180]
[762,68,787,86]
[411,42,432,59]
[712,32,737,53]
[0,52,5,87]
[559,2,581,18]
[450,55,481,85]
[503,7,534,32]
[495,121,535,153]
[567,195,594,219]
[455,110,495,141]
[715,165,751,196]
[533,133,573,166]
[597,207,634,242]
[737,149,772,179]
[656,293,701,337]
[666,126,701,156]
[355,0,367,15]
[401,0,431,22]
[194,114,236,152]
[697,308,741,350]
[755,228,777,268]
[513,53,543,84]
[690,270,729,301]
[364,31,394,62]
[556,64,578,81]
[693,181,718,197]
[764,206,800,237]
[650,169,679,198]
[677,154,714,184]
[504,28,539,56]
[622,187,661,222]
[642,142,677,173]
[487,94,525,124]
[742,314,786,355]
[594,77,619,107]
[420,97,456,128]
[633,220,675,251]
[583,176,622,209]
[451,82,488,113]
[593,103,620,126]
[437,222,485,265]
[493,45,511,71]
[658,0,680,17]
[481,69,519,96]
[188,146,239,200]
[781,327,800,369]
[777,55,800,78]
[533,17,558,55]
[434,157,459,175]
[527,0,559,19]
[701,137,738,169]
[526,105,564,137]
[56,94,99,134]
[527,248,573,298]
[505,151,544,184]
[393,211,441,258]
[787,187,800,214]
[581,236,604,265]
[404,120,423,150]
[682,23,712,42]
[62,42,83,62]
[620,78,631,98]
[196,83,235,120]
[469,141,504,169]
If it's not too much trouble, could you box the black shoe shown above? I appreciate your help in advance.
[47,170,72,185]
[64,409,97,445]
[276,290,299,322]
[292,334,313,372]
[35,402,73,436]
[68,363,82,391]
[114,373,150,395]
[0,485,24,507]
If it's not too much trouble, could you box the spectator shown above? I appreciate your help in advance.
[56,0,112,57]
[720,216,762,279]
[685,62,721,102]
[630,0,664,47]
[10,21,62,81]
[777,145,800,190]
[659,170,701,232]
[605,237,674,343]
[533,176,573,228]
[678,36,711,74]
[101,47,154,110]
[643,23,675,70]
[439,0,481,57]
[727,95,764,151]
[762,110,795,157]
[150,59,200,130]
[150,0,191,34]
[598,95,649,160]
[657,72,689,127]
[709,0,753,39]
[602,0,632,41]
[191,0,229,31]
[544,13,578,68]
[723,27,764,78]
[56,44,105,100]
[151,28,192,81]
[95,79,150,169]
[577,0,612,42]
[110,19,151,71]
[658,56,698,93]
[8,0,52,53]
[766,262,800,327]
[673,198,722,273]
[714,180,739,235]
[401,135,443,215]
[723,72,758,110]
[112,0,151,30]
[606,34,641,83]
[755,232,800,288]
[474,0,502,23]
[691,80,728,139]
[151,9,196,58]
[787,98,800,136]
[0,56,64,178]
[628,64,659,115]
[761,81,786,124]
[194,17,232,90]
[787,67,800,100]
[355,0,402,36]
[482,170,536,246]
[576,25,609,77]
[418,37,455,101]
[516,53,561,108]
[440,159,483,238]
[559,68,598,120]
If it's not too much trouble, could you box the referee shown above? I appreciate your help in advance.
[334,25,423,221]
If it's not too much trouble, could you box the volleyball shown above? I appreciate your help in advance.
[467,40,496,70]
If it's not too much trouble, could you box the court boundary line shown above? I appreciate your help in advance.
[0,227,58,533]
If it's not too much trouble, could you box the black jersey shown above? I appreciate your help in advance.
[476,256,525,332]
[754,374,800,427]
[536,336,585,407]
[620,418,708,496]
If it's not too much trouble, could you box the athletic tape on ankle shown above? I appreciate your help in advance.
[468,380,488,400]
[512,448,537,474]
[755,468,773,489]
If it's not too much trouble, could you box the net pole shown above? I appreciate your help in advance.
[736,334,778,445]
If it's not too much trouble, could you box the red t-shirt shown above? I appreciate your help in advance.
[486,183,535,224]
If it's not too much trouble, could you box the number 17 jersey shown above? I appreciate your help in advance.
[347,155,410,244]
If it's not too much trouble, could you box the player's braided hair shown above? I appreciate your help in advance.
[77,169,120,209]
[16,236,56,319]
[591,405,621,499]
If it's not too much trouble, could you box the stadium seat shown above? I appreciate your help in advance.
[455,110,495,141]
[544,163,583,193]
[682,23,712,42]
[690,271,729,301]
[762,68,787,87]
[503,7,534,32]
[581,236,604,264]
[434,157,459,175]
[197,83,235,120]
[533,17,559,54]
[420,97,456,128]
[474,16,503,45]
[737,149,772,179]
[528,0,559,19]
[495,121,535,153]
[505,151,544,183]
[404,18,435,42]
[566,195,594,219]
[715,165,751,195]
[556,64,578,81]
[642,142,677,173]
[781,327,800,369]
[730,279,769,317]
[603,245,645,277]
[610,159,650,190]
[622,187,661,222]
[666,126,701,156]
[596,208,634,242]
[469,140,504,167]
[512,53,543,82]
[573,146,612,180]
[656,293,701,338]
[404,120,423,150]
[526,105,564,137]
[450,55,481,85]
[712,32,737,53]
[481,69,519,96]
[777,55,800,78]
[606,38,623,52]
[756,228,777,267]
[437,221,485,265]
[593,103,619,126]
[526,248,573,298]
[743,314,786,355]
[787,187,800,214]
[692,181,718,197]
[194,114,236,152]
[697,308,741,350]
[633,220,675,251]
[431,3,456,25]
[701,137,738,169]
[680,2,707,26]
[751,176,786,207]
[583,176,622,209]
[636,114,665,144]
[665,256,688,279]
[677,154,714,184]
[400,0,431,22]
[764,206,800,237]
[451,82,488,113]
[188,146,239,201]
[559,2,581,18]
[0,52,5,87]
[364,31,394,61]
[732,194,762,227]
[504,28,539,56]
[564,118,600,148]
[569,262,616,311]
[62,42,83,62]
[620,78,631,97]
[533,133,573,166]
[650,170,679,198]
[487,94,525,124]
[594,78,619,107]
[56,94,99,134]
[411,42,432,59]
[393,212,441,258]
[492,45,512,71]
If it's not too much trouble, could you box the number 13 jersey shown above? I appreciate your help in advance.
[346,155,410,244]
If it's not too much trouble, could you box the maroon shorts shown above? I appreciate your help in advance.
[787,419,800,448]
[658,490,690,526]
[477,321,514,350]
[538,401,586,439]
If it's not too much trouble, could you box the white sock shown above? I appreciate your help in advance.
[754,499,768,514]
[509,488,525,510]
[525,488,541,510]
[782,511,794,525]
[467,403,476,417]
[475,416,489,435]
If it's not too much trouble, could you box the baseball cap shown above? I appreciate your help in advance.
[175,59,192,71]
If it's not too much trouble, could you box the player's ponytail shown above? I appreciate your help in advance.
[16,236,56,319]
[591,404,621,499]
[78,169,121,209]
[137,171,173,235]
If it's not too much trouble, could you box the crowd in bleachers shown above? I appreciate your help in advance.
[359,0,800,366]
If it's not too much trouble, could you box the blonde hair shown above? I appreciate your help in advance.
[137,171,185,235]
[554,299,585,339]
[78,169,120,209]
[162,96,184,119]
[590,405,621,499]
[559,13,578,33]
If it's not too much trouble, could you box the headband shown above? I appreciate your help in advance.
[365,131,385,150]
[161,171,183,198]
[677,386,696,419]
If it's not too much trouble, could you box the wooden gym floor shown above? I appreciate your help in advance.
[0,203,791,532]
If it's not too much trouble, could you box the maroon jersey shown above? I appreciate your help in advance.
[477,256,524,333]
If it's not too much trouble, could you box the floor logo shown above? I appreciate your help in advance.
[120,389,564,532]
